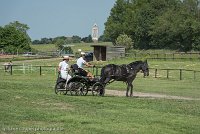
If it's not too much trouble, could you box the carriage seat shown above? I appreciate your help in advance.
[71,64,80,76]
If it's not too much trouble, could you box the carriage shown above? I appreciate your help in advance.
[54,64,105,96]
[55,60,149,97]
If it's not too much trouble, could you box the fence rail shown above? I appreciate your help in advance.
[1,64,200,81]
[150,68,200,80]
[126,52,200,60]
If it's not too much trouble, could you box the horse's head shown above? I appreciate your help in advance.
[141,60,149,77]
[129,60,149,77]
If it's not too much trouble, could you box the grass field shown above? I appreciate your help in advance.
[1,47,200,133]
[0,74,200,134]
[31,42,113,53]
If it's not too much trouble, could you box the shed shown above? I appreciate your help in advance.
[91,45,125,61]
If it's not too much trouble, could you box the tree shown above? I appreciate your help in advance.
[104,0,200,51]
[9,21,30,33]
[0,21,31,54]
[72,35,81,43]
[115,34,133,50]
[149,0,200,51]
[104,0,129,43]
[81,35,93,43]
[55,39,65,50]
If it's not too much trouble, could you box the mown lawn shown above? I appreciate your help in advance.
[0,74,200,134]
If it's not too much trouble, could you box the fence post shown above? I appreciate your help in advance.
[194,71,196,80]
[10,65,12,75]
[167,69,169,79]
[40,66,42,75]
[155,69,157,78]
[96,67,98,76]
[180,69,182,80]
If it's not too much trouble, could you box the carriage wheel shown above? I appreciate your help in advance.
[64,83,71,95]
[92,82,105,96]
[54,82,68,95]
[69,82,83,96]
[80,83,88,96]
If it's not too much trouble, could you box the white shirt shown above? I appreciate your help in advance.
[77,57,86,68]
[59,60,69,71]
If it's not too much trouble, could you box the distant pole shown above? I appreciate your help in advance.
[10,65,12,75]
[155,69,157,78]
[167,69,169,79]
[40,66,42,75]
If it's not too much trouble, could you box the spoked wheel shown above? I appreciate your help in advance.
[69,82,83,96]
[91,82,105,96]
[79,83,88,96]
[55,82,68,95]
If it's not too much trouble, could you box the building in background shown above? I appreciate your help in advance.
[92,23,98,43]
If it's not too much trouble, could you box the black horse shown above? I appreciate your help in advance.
[100,60,149,97]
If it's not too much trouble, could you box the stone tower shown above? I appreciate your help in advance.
[92,23,98,43]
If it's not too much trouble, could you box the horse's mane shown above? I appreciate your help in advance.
[128,60,143,66]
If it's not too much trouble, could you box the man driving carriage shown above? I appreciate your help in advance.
[76,52,95,80]
[58,56,72,82]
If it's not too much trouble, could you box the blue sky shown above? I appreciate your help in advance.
[0,0,116,40]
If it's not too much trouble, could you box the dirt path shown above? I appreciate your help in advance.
[106,89,200,100]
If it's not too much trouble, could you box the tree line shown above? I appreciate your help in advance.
[0,20,105,54]
[32,35,88,45]
[32,35,105,45]
[1,0,200,54]
[104,0,200,51]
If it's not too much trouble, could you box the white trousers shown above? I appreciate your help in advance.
[60,70,71,81]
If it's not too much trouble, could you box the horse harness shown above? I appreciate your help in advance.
[106,64,134,85]
[119,64,133,76]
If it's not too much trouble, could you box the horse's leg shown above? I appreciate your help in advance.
[126,83,129,97]
[130,83,133,97]
[100,76,107,84]
[104,77,111,84]
[126,80,134,97]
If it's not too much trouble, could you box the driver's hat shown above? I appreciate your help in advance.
[81,52,85,55]
[63,56,69,60]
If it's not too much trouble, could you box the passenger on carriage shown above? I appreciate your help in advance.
[58,56,72,82]
[76,52,95,80]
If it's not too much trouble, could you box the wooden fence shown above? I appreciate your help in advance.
[151,68,200,80]
[126,52,200,60]
[1,65,200,81]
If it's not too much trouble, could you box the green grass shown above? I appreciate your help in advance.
[30,42,113,53]
[0,74,200,134]
[1,58,200,97]
[31,44,57,52]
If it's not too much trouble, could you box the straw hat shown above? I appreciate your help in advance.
[63,56,69,60]
[81,52,85,55]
